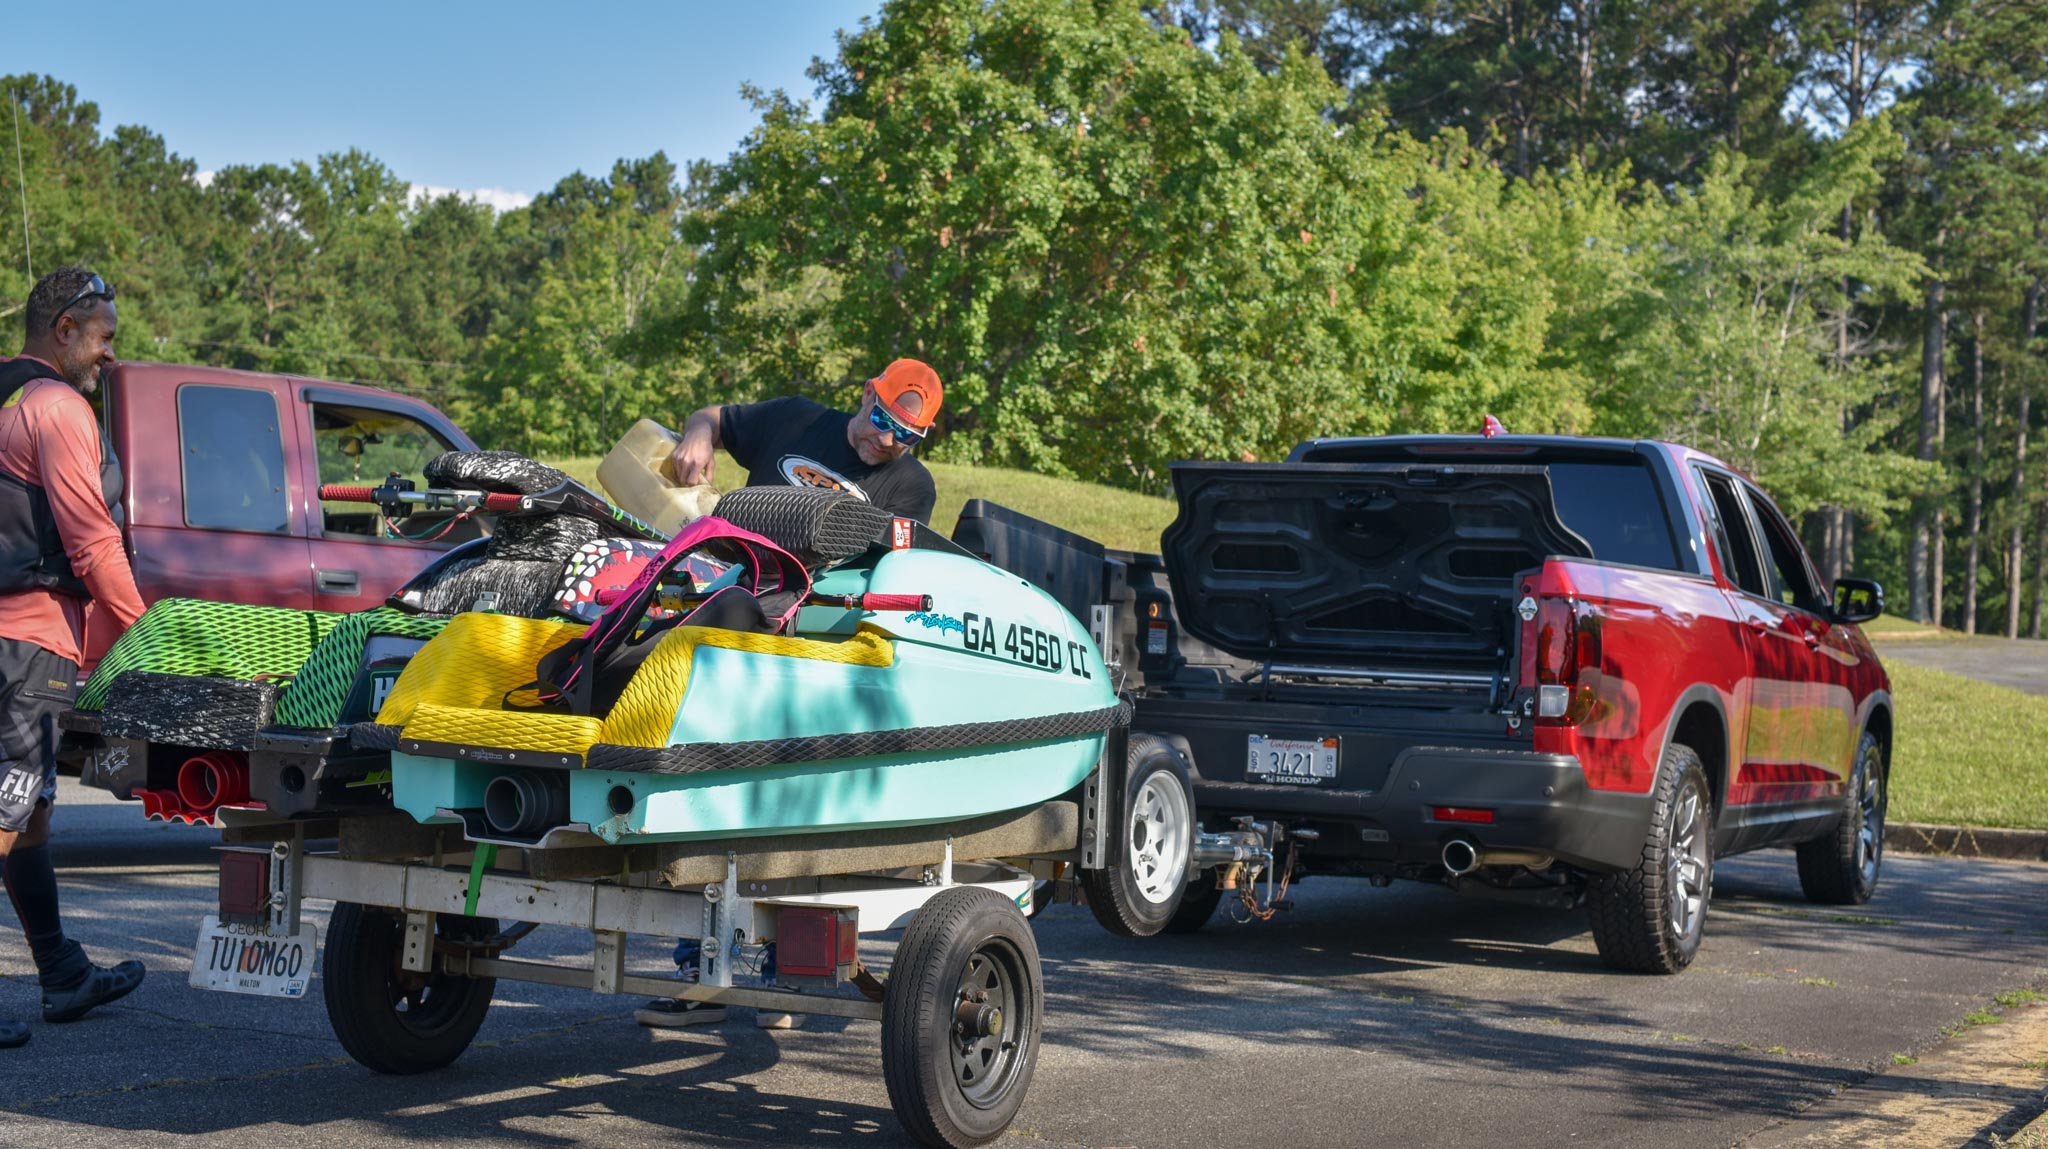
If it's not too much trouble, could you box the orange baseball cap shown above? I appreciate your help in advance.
[872,359,943,431]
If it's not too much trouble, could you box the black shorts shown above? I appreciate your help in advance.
[0,637,78,834]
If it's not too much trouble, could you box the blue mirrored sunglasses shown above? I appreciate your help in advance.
[867,402,925,446]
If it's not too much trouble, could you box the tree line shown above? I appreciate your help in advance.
[2,0,2043,631]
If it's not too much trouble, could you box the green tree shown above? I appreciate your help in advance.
[463,156,698,455]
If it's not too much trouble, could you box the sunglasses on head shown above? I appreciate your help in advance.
[50,274,114,330]
[866,395,926,445]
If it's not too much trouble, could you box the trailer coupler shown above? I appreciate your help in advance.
[1192,820,1302,923]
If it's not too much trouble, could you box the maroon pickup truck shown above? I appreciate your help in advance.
[84,361,478,664]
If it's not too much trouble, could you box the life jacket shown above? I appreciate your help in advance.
[0,358,123,599]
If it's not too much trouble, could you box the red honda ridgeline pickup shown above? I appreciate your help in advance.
[1103,434,1891,974]
[82,361,479,664]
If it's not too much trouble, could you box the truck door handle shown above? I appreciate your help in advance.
[1745,618,1768,633]
[316,569,360,595]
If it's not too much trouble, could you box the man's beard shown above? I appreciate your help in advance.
[59,358,99,393]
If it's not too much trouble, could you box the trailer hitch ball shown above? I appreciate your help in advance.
[955,997,1003,1038]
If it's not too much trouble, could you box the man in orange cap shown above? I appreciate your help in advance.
[669,359,941,522]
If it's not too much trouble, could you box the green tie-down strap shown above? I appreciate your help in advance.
[78,599,343,712]
[271,607,451,730]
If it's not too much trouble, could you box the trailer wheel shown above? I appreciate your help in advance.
[1162,870,1226,934]
[1586,743,1714,974]
[1080,735,1195,938]
[883,886,1042,1149]
[323,902,498,1074]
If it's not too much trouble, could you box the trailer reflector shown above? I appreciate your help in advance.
[219,851,271,923]
[777,906,858,980]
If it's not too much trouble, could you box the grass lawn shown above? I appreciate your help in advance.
[1887,662,2048,830]
[543,450,2039,829]
[1863,614,1961,641]
[543,454,1178,552]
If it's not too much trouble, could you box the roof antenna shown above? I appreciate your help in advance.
[9,87,30,282]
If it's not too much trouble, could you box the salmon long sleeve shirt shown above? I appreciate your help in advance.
[0,358,145,664]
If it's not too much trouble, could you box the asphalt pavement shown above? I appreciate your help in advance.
[3,779,2046,1149]
[1876,634,2048,696]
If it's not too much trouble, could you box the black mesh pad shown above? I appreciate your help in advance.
[711,486,892,567]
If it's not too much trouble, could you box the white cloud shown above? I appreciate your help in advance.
[191,169,531,213]
[410,184,534,213]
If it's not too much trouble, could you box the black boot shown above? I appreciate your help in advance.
[42,959,145,1023]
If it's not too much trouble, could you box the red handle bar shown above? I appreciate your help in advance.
[857,593,931,612]
[318,484,524,512]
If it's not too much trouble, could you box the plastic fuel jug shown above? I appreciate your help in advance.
[597,419,722,536]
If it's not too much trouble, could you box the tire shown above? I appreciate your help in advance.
[1161,870,1226,934]
[1586,743,1714,974]
[322,903,498,1074]
[883,887,1043,1149]
[1796,732,1886,905]
[1080,735,1196,938]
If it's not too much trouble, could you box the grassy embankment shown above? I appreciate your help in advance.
[545,454,2044,829]
[544,454,1179,553]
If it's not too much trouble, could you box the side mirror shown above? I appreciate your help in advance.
[1831,578,1884,625]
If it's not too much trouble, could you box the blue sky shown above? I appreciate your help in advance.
[3,0,882,208]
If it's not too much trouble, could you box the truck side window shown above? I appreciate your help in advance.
[1745,486,1825,614]
[178,385,289,533]
[1699,470,1768,598]
[1545,461,1679,570]
[310,402,472,542]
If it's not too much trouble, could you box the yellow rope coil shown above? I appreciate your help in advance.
[376,613,584,727]
[602,626,896,748]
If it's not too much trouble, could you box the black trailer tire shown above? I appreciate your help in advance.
[1080,735,1196,938]
[883,886,1043,1149]
[1796,732,1886,905]
[1162,870,1226,934]
[1586,743,1714,975]
[322,902,498,1074]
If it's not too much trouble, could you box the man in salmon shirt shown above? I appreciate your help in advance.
[0,267,148,1049]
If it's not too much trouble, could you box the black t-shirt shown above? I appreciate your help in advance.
[719,396,938,522]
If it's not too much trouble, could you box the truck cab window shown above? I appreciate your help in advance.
[178,385,289,533]
[311,402,474,543]
[1699,470,1768,598]
[1745,487,1824,613]
[1544,461,1679,570]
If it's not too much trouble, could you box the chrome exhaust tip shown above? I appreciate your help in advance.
[1441,838,1480,876]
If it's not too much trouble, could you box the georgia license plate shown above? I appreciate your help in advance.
[1246,735,1339,785]
[190,915,317,999]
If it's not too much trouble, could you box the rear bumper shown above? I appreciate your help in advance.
[1187,745,1653,874]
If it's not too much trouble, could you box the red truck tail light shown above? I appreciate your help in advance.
[1534,597,1603,725]
[1432,806,1495,824]
[777,905,858,980]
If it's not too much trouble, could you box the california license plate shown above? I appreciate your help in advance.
[190,915,316,999]
[1246,735,1338,785]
